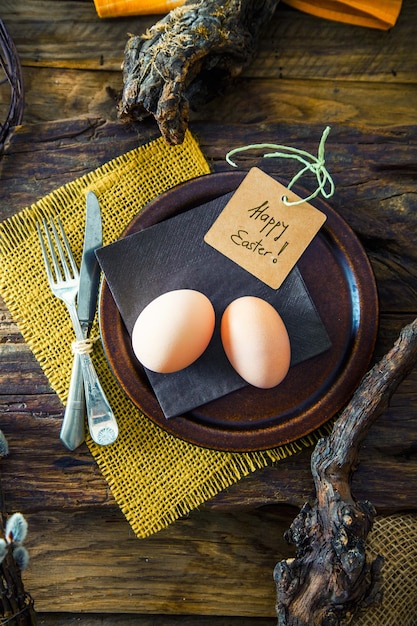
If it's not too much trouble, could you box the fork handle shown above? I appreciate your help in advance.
[60,319,90,450]
[60,353,85,450]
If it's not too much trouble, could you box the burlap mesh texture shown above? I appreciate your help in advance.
[355,513,417,625]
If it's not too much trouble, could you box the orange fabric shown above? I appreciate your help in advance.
[94,0,185,18]
[93,0,402,29]
[282,0,402,30]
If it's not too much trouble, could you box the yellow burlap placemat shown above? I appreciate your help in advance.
[0,130,325,539]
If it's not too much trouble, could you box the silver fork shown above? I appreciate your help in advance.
[37,216,118,447]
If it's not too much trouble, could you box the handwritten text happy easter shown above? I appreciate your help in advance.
[230,200,289,263]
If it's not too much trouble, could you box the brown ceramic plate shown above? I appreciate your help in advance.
[99,172,378,452]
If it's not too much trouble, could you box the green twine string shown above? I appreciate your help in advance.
[225,126,335,207]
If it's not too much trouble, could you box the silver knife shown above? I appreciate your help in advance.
[60,191,104,450]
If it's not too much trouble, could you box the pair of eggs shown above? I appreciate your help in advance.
[131,289,291,389]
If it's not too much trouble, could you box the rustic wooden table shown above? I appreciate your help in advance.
[1,1,417,624]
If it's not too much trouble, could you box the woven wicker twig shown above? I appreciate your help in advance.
[0,19,24,156]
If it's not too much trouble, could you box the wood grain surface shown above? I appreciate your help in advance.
[0,0,416,621]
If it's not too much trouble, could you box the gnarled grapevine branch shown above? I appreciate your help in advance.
[118,0,280,144]
[275,317,417,625]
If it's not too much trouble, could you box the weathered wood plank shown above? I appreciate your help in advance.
[0,118,160,215]
[22,505,294,616]
[191,78,417,128]
[36,615,277,625]
[251,0,417,83]
[11,67,123,124]
[2,0,154,71]
[3,67,417,129]
[0,343,53,394]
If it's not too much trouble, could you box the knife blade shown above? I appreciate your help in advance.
[77,191,103,328]
[60,191,103,450]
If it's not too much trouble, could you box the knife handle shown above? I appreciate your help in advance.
[80,353,119,446]
[60,353,86,450]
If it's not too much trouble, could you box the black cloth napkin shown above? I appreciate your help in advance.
[96,192,332,418]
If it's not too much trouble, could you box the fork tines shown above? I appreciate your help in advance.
[37,216,79,285]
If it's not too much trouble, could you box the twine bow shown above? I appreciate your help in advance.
[225,126,335,206]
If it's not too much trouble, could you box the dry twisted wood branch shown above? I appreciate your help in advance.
[274,317,417,625]
[118,0,280,144]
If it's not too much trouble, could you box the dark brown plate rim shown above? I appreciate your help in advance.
[99,171,379,452]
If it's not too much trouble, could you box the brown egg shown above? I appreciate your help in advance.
[221,296,291,388]
[131,289,215,373]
